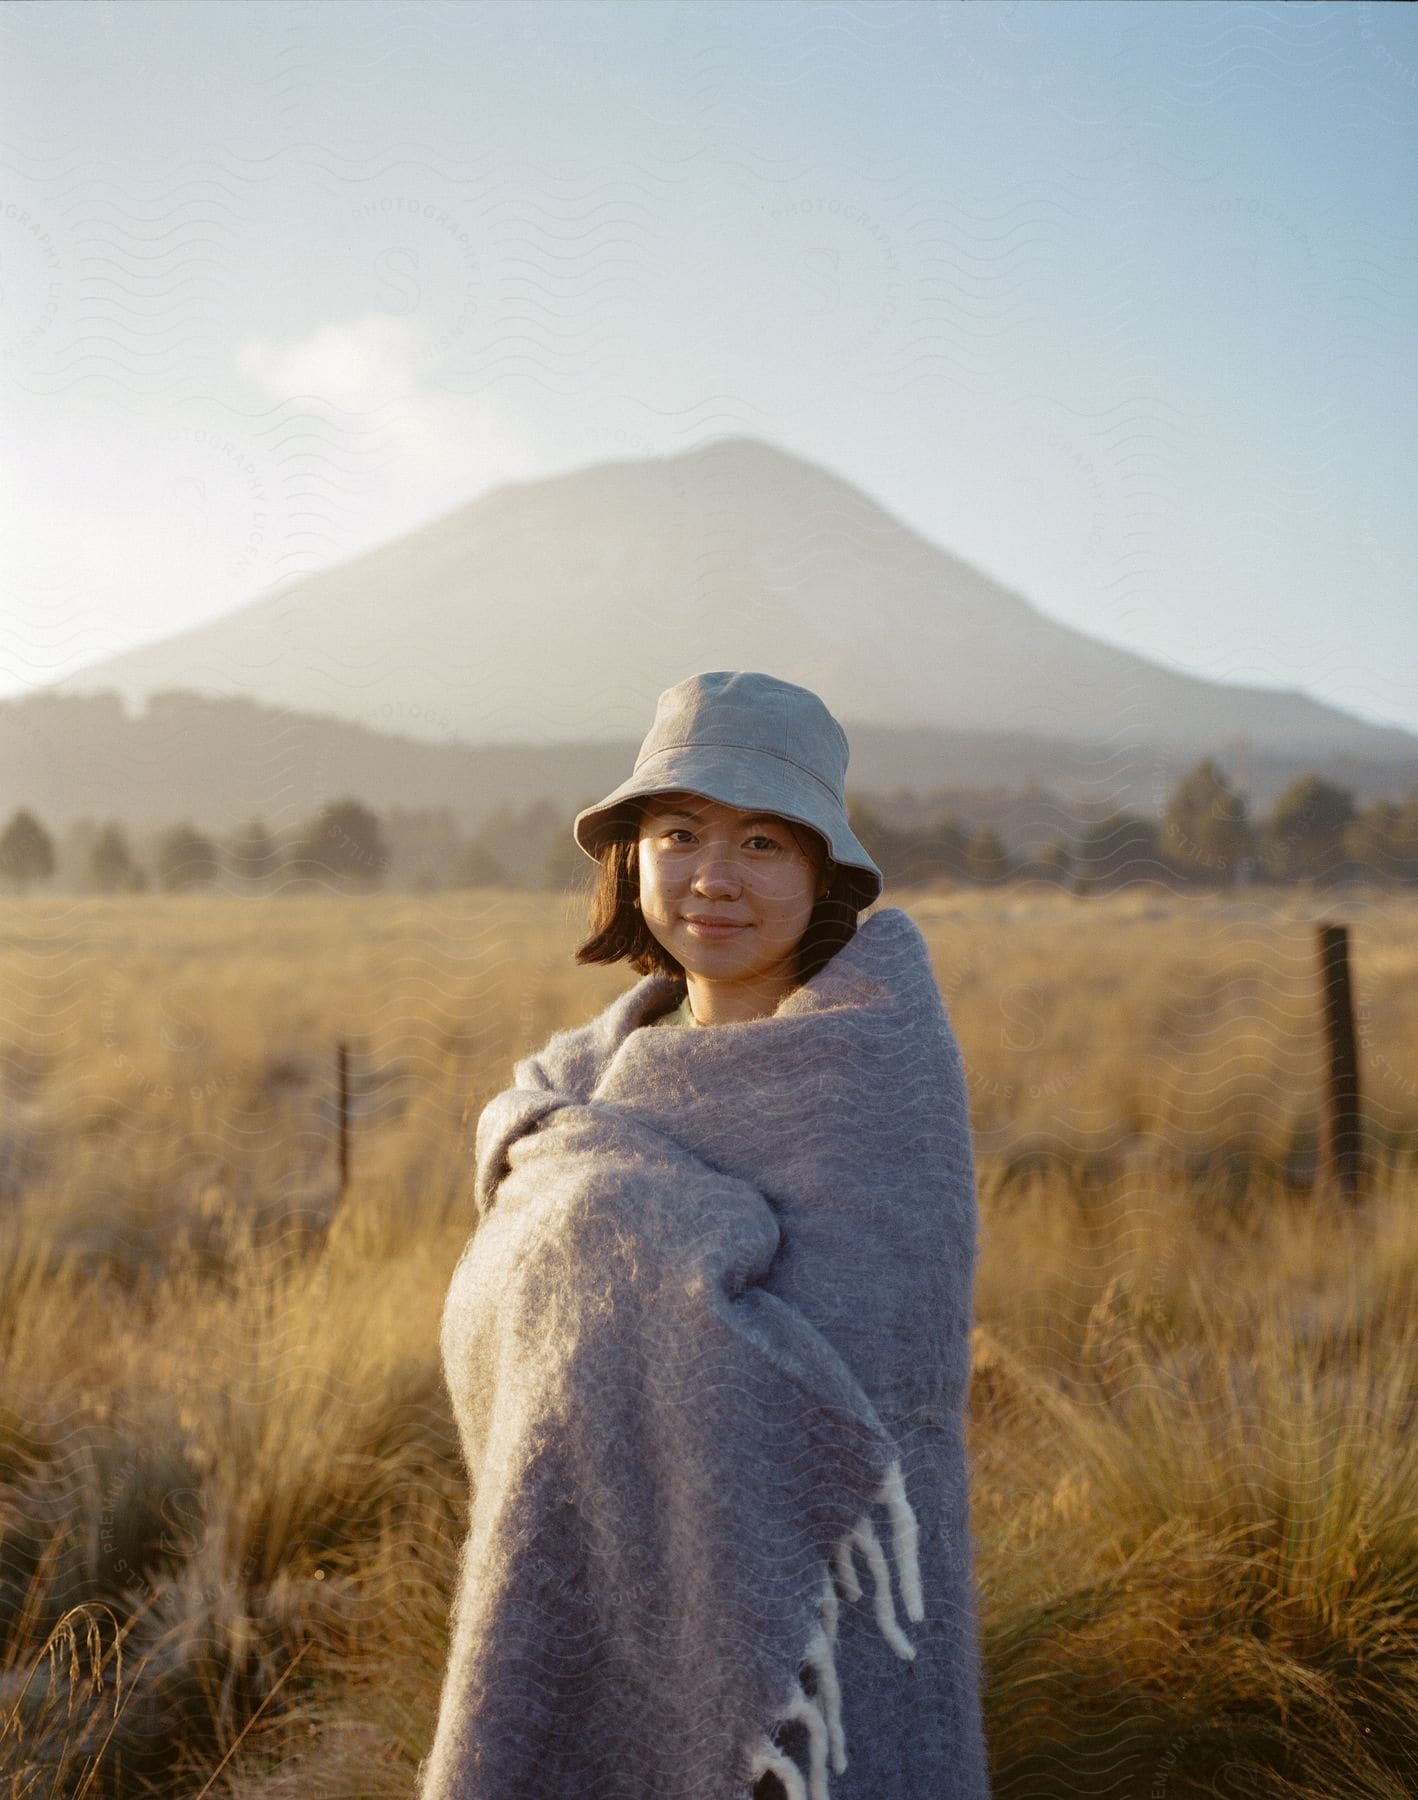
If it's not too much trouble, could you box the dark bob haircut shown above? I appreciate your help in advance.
[572,797,867,988]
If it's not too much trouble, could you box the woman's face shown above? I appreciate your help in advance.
[636,790,828,1021]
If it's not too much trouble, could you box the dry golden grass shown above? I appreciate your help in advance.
[1,884,1415,1797]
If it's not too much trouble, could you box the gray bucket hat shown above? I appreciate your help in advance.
[572,670,883,909]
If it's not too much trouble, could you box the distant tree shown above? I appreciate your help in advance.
[842,791,896,874]
[290,799,389,890]
[842,791,926,887]
[964,825,1012,886]
[1262,776,1355,885]
[1342,798,1404,885]
[381,805,464,890]
[89,822,140,894]
[543,831,592,893]
[1393,784,1418,884]
[1160,759,1252,886]
[0,809,55,894]
[1028,838,1073,886]
[1076,811,1163,890]
[454,800,559,891]
[228,817,280,884]
[918,814,970,882]
[155,823,220,892]
[451,839,509,888]
[59,819,102,891]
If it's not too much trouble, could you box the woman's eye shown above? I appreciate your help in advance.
[661,830,778,850]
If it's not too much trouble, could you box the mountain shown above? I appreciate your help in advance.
[40,437,1418,763]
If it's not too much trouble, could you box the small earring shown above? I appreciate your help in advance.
[632,896,641,909]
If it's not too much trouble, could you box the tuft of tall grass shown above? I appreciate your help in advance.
[971,1163,1418,1798]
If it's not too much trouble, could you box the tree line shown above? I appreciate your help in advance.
[1,762,1416,897]
[852,763,1418,892]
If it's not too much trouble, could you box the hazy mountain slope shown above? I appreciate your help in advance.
[46,438,1413,760]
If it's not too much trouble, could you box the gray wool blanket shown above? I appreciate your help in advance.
[418,906,991,1800]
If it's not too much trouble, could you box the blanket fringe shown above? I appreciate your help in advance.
[746,1457,922,1798]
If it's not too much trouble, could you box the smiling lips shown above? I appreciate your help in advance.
[684,916,749,933]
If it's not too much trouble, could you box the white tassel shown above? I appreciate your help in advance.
[749,1730,809,1800]
[803,1580,847,1774]
[784,1674,832,1800]
[851,1512,916,1660]
[749,1672,831,1800]
[746,1459,926,1795]
[876,1458,924,1623]
[831,1534,862,1601]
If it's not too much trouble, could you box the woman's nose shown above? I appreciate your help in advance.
[690,851,744,886]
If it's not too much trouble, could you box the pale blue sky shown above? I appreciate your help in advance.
[2,0,1415,733]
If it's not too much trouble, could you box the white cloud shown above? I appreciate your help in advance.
[234,313,542,538]
[236,312,422,413]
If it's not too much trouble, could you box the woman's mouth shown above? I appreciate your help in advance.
[684,918,749,939]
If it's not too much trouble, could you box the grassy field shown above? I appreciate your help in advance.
[1,884,1415,1797]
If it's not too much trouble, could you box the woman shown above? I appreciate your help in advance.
[420,672,991,1800]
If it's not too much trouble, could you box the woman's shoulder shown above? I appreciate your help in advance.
[518,973,684,1086]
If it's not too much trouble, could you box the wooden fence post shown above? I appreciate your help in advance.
[337,1039,350,1196]
[1315,924,1365,1203]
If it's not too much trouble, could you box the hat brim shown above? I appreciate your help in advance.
[572,747,883,910]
